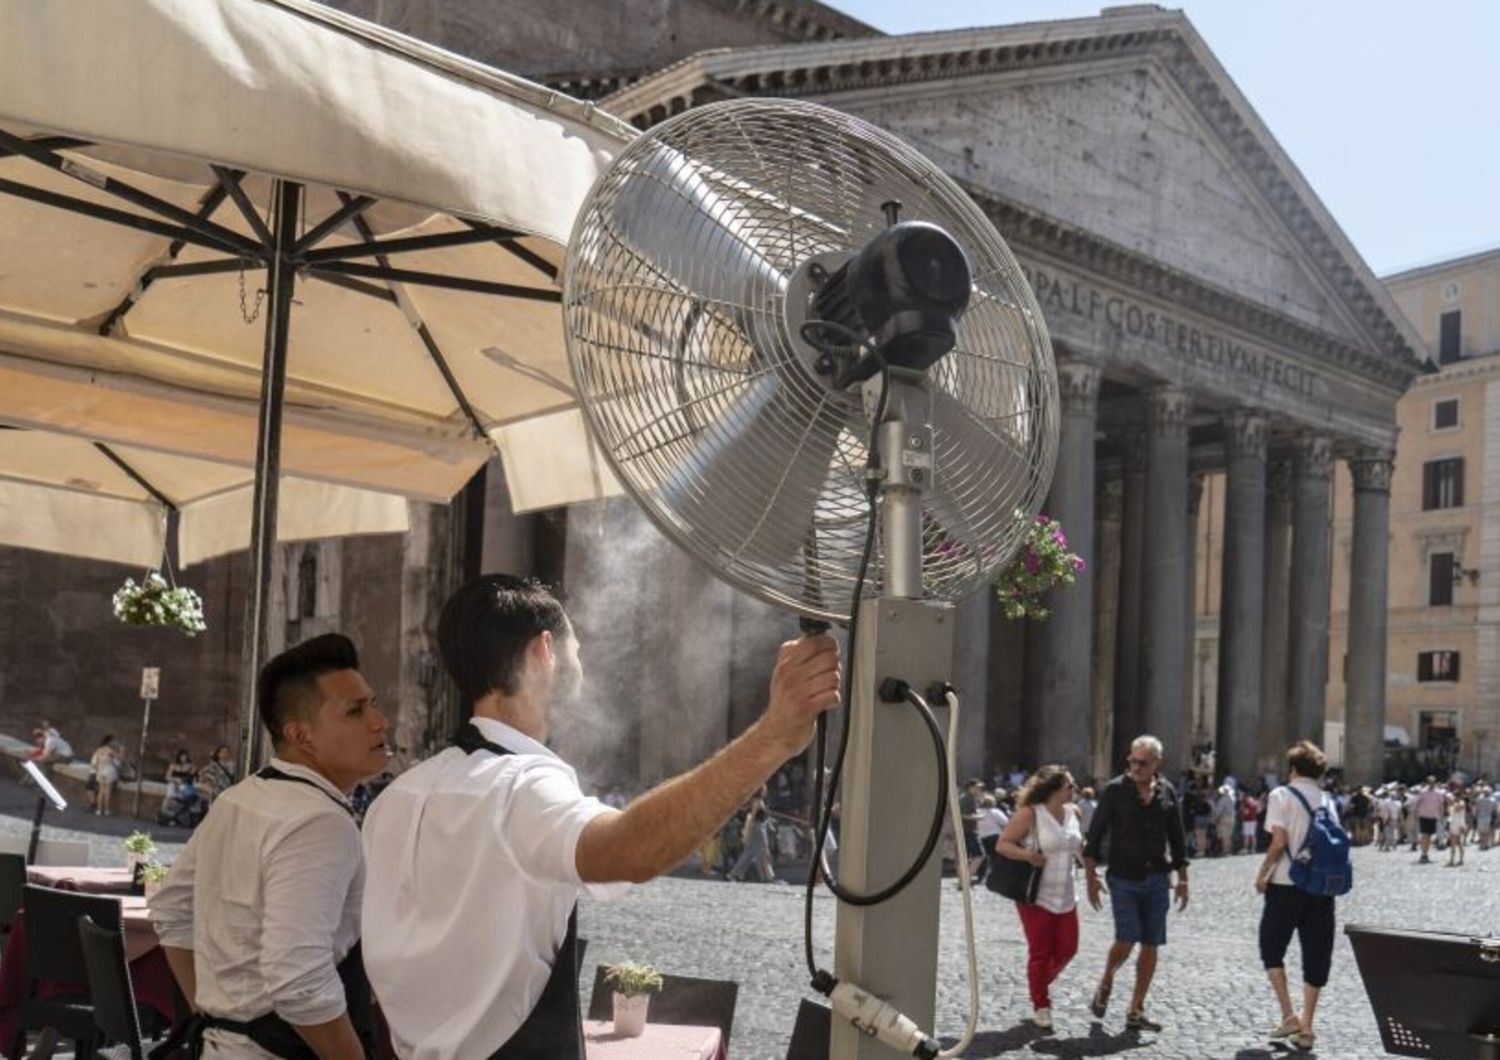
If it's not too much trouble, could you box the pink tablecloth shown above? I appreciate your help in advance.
[583,1020,726,1060]
[26,865,134,895]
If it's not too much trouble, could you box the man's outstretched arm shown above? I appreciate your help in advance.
[577,636,840,884]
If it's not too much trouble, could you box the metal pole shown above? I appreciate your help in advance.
[133,695,154,818]
[239,180,302,778]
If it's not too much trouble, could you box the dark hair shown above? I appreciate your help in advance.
[173,749,190,764]
[1018,764,1074,807]
[437,575,569,705]
[96,734,114,749]
[1286,739,1328,780]
[256,633,360,749]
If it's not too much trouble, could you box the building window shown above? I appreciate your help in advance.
[1432,398,1459,430]
[1439,310,1462,364]
[1417,650,1460,682]
[1419,710,1458,749]
[1422,457,1464,510]
[1429,552,1455,606]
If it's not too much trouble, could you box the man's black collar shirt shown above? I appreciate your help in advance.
[1082,773,1188,880]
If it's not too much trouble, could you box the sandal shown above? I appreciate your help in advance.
[1089,982,1111,1019]
[1270,1015,1301,1039]
[1293,1030,1317,1052]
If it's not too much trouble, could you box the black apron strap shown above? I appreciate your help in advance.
[453,723,586,1060]
[256,765,356,819]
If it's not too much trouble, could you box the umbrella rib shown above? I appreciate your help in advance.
[0,128,263,258]
[211,167,275,247]
[308,261,562,302]
[96,181,234,336]
[291,195,378,255]
[93,443,177,513]
[0,177,249,258]
[459,218,559,283]
[345,206,490,443]
[299,225,523,264]
[305,271,398,303]
[0,135,91,158]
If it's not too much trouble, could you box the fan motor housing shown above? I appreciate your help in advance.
[811,221,973,385]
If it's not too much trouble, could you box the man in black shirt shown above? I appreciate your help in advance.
[1082,734,1189,1032]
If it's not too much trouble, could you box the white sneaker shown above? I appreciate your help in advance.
[1033,1008,1053,1030]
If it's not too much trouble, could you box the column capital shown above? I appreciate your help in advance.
[1349,450,1395,493]
[1144,386,1191,439]
[1097,474,1124,522]
[1223,410,1268,460]
[1292,434,1334,482]
[1057,360,1102,415]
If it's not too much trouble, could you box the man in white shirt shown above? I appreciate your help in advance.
[152,634,390,1059]
[361,575,841,1060]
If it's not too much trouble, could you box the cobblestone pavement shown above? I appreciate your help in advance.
[581,844,1500,1060]
[0,776,189,865]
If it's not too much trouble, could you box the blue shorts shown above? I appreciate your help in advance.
[1107,871,1170,946]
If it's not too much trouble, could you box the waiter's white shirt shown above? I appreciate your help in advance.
[361,717,625,1060]
[150,758,362,1058]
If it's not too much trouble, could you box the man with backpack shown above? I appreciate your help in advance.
[1253,740,1351,1054]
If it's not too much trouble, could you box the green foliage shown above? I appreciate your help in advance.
[993,513,1086,622]
[112,571,206,637]
[140,861,171,884]
[603,961,664,997]
[123,831,157,857]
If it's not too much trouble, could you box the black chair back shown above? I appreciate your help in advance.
[0,853,26,933]
[785,998,831,1060]
[21,1027,57,1060]
[587,967,739,1044]
[76,915,143,1059]
[21,885,123,988]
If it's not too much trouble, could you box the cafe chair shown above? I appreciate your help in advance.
[784,998,831,1060]
[587,967,739,1045]
[77,915,144,1060]
[13,885,122,1057]
[0,853,26,940]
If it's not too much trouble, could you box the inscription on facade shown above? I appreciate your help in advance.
[1020,264,1321,399]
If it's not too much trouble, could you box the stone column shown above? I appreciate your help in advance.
[1140,386,1191,769]
[1215,412,1267,782]
[1090,474,1123,783]
[1032,359,1101,773]
[1345,451,1394,787]
[1288,435,1334,745]
[1258,456,1293,775]
[1112,430,1147,769]
[1184,473,1205,752]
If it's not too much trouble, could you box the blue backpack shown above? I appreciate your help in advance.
[1284,786,1353,897]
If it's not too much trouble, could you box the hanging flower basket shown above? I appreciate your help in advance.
[993,514,1086,622]
[112,571,207,637]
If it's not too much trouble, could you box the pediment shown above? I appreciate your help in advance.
[842,66,1358,343]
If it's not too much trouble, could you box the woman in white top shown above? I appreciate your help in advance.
[1447,796,1468,866]
[995,765,1084,1031]
[89,735,122,815]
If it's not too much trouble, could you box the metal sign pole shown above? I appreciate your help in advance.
[135,666,160,819]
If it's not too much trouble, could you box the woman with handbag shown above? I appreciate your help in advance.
[994,765,1084,1031]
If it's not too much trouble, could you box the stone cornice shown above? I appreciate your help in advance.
[972,188,1415,394]
[602,12,1426,380]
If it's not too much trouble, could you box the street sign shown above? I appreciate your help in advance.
[140,667,160,700]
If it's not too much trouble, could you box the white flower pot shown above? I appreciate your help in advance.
[612,992,649,1037]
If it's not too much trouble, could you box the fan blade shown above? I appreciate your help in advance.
[927,388,1032,569]
[658,375,845,569]
[609,147,789,312]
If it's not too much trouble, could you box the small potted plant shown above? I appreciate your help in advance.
[141,861,170,901]
[602,961,663,1037]
[123,831,156,882]
[993,513,1086,621]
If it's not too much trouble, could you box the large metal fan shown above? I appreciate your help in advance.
[563,99,1058,622]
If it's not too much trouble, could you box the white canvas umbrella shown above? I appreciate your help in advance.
[0,426,409,568]
[0,0,631,766]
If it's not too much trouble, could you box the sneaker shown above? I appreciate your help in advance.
[1126,1009,1163,1032]
[1270,1015,1301,1039]
[1089,983,1111,1019]
[1033,1008,1053,1031]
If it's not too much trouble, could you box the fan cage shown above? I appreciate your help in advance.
[564,99,1059,622]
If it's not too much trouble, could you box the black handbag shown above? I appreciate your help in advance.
[985,807,1043,904]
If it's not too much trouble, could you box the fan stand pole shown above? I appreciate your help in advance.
[832,379,955,1060]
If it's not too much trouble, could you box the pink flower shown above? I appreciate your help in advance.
[1052,530,1067,547]
[1072,556,1086,571]
[1023,552,1042,574]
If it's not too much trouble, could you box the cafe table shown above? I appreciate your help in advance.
[583,1019,727,1060]
[24,865,134,896]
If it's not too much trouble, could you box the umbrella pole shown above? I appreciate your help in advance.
[239,180,303,779]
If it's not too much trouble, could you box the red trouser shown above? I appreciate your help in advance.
[1016,903,1080,1009]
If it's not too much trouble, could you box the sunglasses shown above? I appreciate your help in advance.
[1127,757,1154,768]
